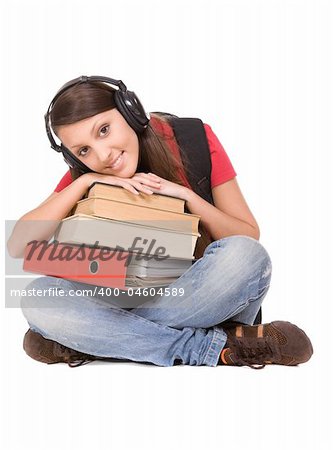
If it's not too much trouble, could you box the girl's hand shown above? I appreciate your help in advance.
[83,172,162,196]
[132,172,190,201]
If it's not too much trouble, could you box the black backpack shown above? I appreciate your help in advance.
[152,112,262,325]
[152,112,213,204]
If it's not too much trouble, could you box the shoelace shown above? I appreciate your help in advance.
[53,342,97,368]
[48,357,94,367]
[67,358,95,368]
[228,337,279,370]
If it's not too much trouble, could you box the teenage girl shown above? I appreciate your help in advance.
[8,76,313,368]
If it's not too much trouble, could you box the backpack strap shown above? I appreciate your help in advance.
[151,112,214,204]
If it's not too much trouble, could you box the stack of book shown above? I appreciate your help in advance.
[23,182,202,289]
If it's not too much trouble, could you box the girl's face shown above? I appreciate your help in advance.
[57,108,140,177]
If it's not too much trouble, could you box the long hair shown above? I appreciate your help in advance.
[50,82,188,185]
[49,81,213,257]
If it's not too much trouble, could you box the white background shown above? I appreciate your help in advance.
[1,0,332,449]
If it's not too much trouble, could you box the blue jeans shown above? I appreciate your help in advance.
[21,235,272,366]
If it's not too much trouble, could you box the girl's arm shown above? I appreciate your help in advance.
[7,171,161,258]
[143,174,260,241]
[7,173,94,258]
[184,178,260,241]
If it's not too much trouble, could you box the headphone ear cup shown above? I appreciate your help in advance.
[114,90,149,134]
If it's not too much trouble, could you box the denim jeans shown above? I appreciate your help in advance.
[21,235,272,366]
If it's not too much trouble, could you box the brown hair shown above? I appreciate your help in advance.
[50,82,188,185]
[50,81,213,257]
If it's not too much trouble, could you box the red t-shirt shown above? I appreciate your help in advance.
[54,120,237,193]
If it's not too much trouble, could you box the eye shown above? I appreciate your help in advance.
[78,147,89,157]
[77,124,109,157]
[100,124,109,135]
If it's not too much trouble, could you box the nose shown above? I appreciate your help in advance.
[96,144,113,164]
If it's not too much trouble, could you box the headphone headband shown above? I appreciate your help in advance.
[44,75,150,174]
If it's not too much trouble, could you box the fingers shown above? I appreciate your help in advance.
[120,181,154,195]
[136,172,161,182]
[100,173,161,196]
[132,174,161,189]
[132,180,156,194]
[137,179,161,188]
[148,172,161,179]
[113,181,139,195]
[137,172,160,179]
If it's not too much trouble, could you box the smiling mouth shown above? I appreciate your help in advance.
[107,151,124,169]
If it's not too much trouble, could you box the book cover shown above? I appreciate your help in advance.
[22,242,189,288]
[54,214,200,260]
[87,182,186,213]
[74,196,200,233]
[23,241,129,288]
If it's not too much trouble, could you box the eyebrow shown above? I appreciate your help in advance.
[70,118,103,150]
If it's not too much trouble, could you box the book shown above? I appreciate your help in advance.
[125,257,192,277]
[54,214,200,260]
[86,182,186,213]
[73,197,200,233]
[23,241,193,288]
[23,242,128,288]
[124,276,182,288]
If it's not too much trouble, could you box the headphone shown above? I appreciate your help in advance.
[44,75,150,174]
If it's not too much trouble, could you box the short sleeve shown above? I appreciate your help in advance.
[203,123,237,188]
[54,170,73,192]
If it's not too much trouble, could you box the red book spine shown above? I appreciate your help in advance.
[23,241,129,289]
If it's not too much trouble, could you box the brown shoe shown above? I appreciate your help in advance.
[219,321,313,369]
[23,329,116,367]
